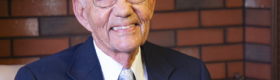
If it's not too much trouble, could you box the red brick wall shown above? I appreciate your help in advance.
[244,0,271,80]
[0,0,272,80]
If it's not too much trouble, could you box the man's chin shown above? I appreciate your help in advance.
[114,44,140,53]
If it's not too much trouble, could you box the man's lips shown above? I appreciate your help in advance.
[110,23,139,31]
[112,24,135,30]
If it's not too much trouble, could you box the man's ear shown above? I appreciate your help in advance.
[73,0,93,32]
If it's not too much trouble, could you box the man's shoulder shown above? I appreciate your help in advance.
[16,44,83,80]
[24,43,83,73]
[143,41,204,69]
[143,42,210,79]
[143,41,200,62]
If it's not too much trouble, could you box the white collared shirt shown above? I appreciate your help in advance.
[93,41,148,80]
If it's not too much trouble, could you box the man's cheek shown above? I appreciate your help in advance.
[90,9,109,25]
[138,8,152,20]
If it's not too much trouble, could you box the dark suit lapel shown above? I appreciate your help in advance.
[66,38,174,80]
[67,37,104,80]
[141,42,175,80]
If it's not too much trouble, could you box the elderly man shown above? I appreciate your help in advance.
[15,0,210,80]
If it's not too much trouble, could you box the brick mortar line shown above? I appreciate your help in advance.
[150,29,178,32]
[173,0,176,10]
[174,30,177,47]
[0,36,70,40]
[154,8,243,13]
[38,18,42,36]
[225,62,229,78]
[223,0,227,8]
[242,0,246,78]
[245,60,272,64]
[173,0,177,47]
[245,77,269,80]
[168,46,201,49]
[199,46,202,60]
[67,0,70,15]
[223,27,227,44]
[150,25,243,31]
[245,8,272,10]
[198,10,202,28]
[0,15,76,19]
[204,60,244,64]
[212,78,236,80]
[0,34,91,40]
[168,42,244,48]
[10,39,14,57]
[69,36,72,47]
[7,0,11,17]
[245,43,271,46]
[245,25,272,28]
[0,55,48,59]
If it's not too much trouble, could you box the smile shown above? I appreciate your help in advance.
[111,24,137,30]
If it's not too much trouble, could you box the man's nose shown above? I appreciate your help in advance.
[112,0,133,18]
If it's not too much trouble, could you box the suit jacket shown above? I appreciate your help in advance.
[15,37,211,80]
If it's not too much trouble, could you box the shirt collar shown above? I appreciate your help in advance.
[131,47,145,80]
[93,40,144,80]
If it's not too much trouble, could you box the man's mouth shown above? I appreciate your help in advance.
[111,24,138,30]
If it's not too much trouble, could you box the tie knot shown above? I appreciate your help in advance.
[118,68,135,80]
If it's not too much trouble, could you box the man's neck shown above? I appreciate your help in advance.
[93,40,139,68]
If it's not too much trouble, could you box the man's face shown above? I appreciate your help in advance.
[80,0,155,53]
